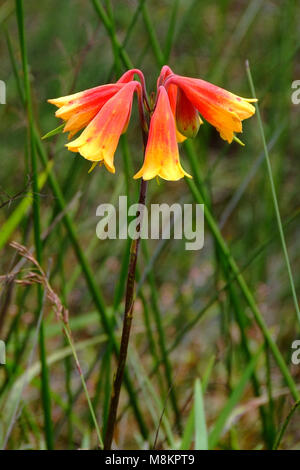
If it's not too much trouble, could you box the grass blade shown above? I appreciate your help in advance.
[246,60,300,328]
[194,378,208,450]
[273,400,300,450]
[208,346,263,449]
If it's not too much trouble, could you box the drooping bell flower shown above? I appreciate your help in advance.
[47,65,257,182]
[48,69,147,173]
[66,81,141,173]
[134,86,191,181]
[157,66,202,142]
[48,83,123,139]
[163,73,256,143]
[48,69,146,141]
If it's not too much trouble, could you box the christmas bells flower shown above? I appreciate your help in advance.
[134,86,191,181]
[48,70,147,173]
[48,66,256,181]
[161,66,257,144]
[65,81,142,174]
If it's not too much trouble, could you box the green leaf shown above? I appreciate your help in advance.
[42,123,65,140]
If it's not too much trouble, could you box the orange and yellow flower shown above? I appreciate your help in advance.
[48,83,123,140]
[163,72,256,144]
[66,81,141,173]
[134,87,191,181]
[48,70,145,173]
[48,66,257,181]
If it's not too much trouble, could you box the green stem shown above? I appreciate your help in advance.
[141,2,164,67]
[92,0,133,69]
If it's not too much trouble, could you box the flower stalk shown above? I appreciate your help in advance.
[104,178,148,450]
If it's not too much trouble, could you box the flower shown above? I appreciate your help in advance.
[163,72,256,143]
[66,81,141,173]
[134,86,191,181]
[48,65,257,181]
[48,70,145,172]
[48,84,124,139]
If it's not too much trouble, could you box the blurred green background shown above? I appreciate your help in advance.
[0,0,299,450]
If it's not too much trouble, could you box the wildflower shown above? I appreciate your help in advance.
[66,81,141,173]
[47,66,256,180]
[48,83,123,140]
[48,70,146,172]
[163,72,256,143]
[134,87,191,181]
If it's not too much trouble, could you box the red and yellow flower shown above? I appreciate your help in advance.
[48,83,123,140]
[66,82,141,173]
[48,66,256,181]
[134,87,191,181]
[162,69,256,144]
[48,70,145,173]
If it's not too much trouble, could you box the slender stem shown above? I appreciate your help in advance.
[104,178,148,449]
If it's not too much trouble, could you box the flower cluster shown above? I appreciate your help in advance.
[48,66,256,181]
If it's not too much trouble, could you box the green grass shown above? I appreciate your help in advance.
[0,0,299,450]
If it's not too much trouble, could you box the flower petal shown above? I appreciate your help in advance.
[176,88,202,139]
[157,66,188,143]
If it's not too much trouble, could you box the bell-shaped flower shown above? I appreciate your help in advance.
[134,87,191,181]
[164,73,256,143]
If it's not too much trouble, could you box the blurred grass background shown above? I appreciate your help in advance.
[0,0,299,450]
